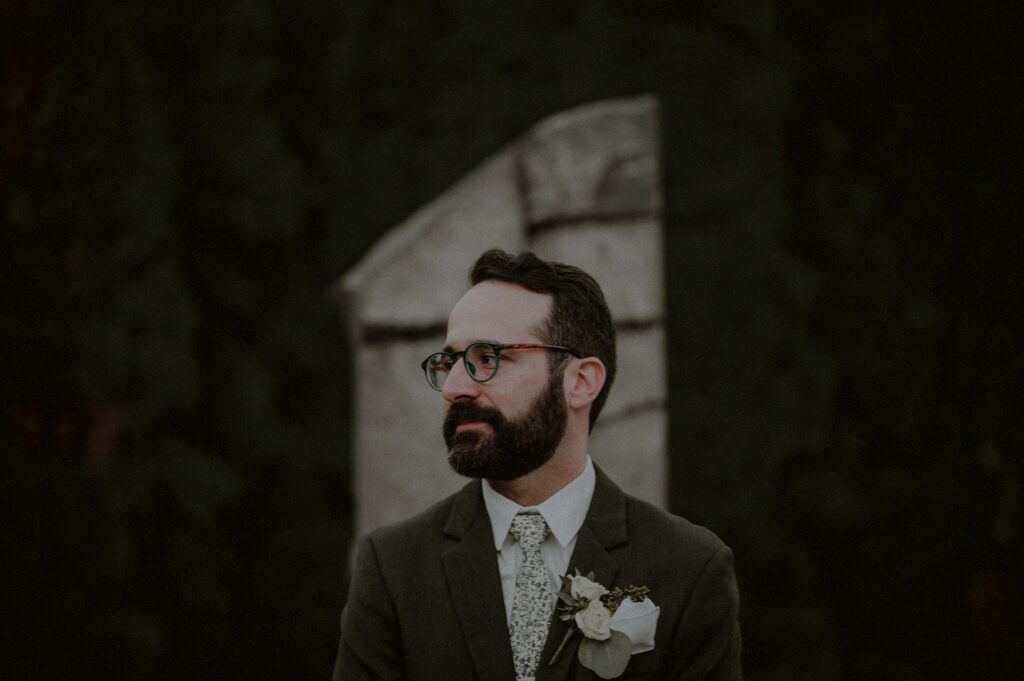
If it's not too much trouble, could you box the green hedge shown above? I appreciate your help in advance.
[2,2,1020,680]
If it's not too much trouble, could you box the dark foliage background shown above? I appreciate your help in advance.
[2,2,1021,680]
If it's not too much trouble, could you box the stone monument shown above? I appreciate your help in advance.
[335,95,667,538]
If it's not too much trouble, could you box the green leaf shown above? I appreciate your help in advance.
[578,631,632,679]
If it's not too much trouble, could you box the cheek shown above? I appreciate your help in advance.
[476,392,518,421]
[506,381,552,418]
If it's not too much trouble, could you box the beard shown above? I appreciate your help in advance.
[443,372,567,481]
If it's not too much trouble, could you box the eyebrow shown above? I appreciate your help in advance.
[441,339,500,353]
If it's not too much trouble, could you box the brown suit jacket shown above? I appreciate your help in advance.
[333,467,741,680]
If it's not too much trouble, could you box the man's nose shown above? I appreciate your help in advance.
[441,356,480,402]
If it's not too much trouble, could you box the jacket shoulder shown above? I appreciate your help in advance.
[362,480,474,551]
[623,492,729,563]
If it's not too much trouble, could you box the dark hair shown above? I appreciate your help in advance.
[469,249,616,431]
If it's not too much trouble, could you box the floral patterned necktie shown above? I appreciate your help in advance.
[508,513,553,681]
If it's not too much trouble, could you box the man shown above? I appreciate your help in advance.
[333,250,741,681]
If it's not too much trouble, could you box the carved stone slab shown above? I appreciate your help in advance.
[337,96,668,537]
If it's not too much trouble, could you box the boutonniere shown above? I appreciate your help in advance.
[548,569,660,679]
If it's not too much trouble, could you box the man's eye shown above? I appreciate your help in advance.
[478,353,498,366]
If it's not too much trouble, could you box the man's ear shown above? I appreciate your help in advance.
[565,357,606,410]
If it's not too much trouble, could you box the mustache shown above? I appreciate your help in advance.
[443,401,504,439]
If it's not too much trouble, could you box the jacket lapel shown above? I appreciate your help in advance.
[536,467,629,681]
[442,481,517,681]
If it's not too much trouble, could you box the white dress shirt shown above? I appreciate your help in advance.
[481,456,597,623]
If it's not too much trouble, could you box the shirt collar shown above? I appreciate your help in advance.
[481,456,596,551]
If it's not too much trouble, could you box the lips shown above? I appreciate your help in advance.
[443,403,503,447]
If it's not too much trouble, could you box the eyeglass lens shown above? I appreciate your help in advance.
[426,343,499,389]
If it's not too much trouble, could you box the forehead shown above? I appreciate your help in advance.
[445,280,552,347]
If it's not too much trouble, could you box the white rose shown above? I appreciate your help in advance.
[575,599,613,640]
[569,574,609,602]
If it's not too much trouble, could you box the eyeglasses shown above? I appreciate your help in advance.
[421,342,580,391]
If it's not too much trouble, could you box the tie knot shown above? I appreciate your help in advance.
[509,513,549,551]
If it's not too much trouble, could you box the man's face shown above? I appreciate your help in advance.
[440,281,568,480]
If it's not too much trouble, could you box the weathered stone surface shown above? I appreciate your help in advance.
[342,150,526,330]
[599,325,668,422]
[352,337,466,529]
[590,408,666,507]
[521,96,661,224]
[530,218,664,324]
[339,97,669,537]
